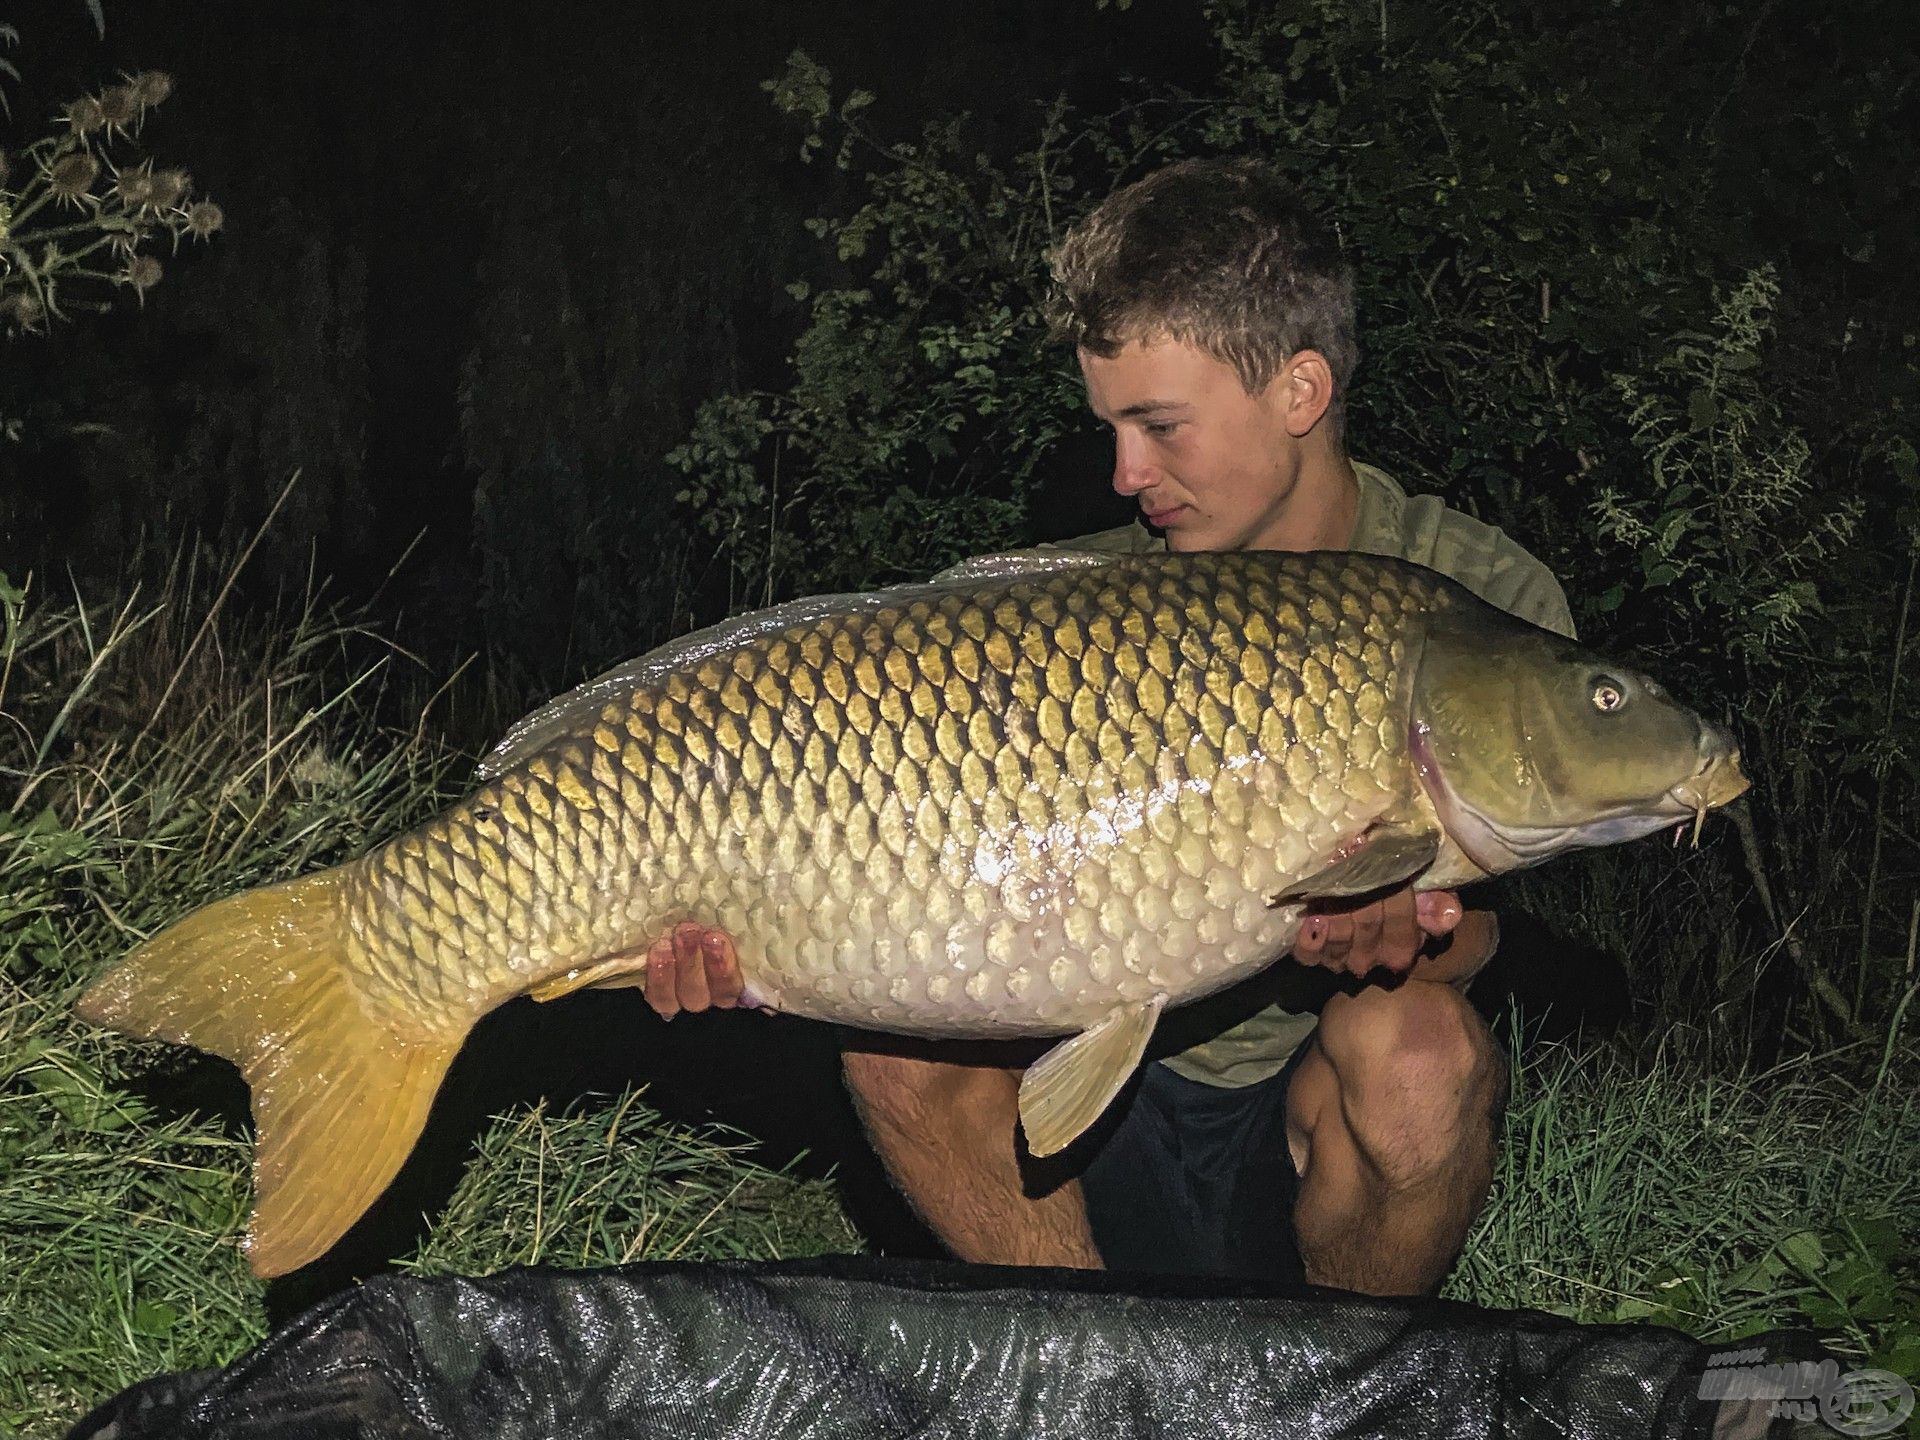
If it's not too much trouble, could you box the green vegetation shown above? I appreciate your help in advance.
[0,577,860,1437]
[1453,1023,1920,1381]
[403,1090,861,1276]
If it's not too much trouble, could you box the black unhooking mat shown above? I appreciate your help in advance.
[70,1257,1838,1439]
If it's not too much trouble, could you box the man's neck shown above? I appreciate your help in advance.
[1252,449,1361,553]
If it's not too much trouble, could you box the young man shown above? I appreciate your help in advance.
[645,158,1574,1296]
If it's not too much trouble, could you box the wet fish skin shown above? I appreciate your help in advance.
[345,550,1420,1040]
[77,548,1746,1275]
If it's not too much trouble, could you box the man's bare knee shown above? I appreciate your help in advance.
[842,1048,1016,1136]
[841,1048,936,1129]
[1317,983,1504,1185]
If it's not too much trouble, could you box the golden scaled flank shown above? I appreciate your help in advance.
[338,554,1419,1039]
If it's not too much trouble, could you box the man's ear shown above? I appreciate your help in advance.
[1265,350,1335,438]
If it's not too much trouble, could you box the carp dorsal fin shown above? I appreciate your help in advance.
[1266,823,1441,907]
[1017,994,1165,1158]
[475,550,1123,782]
[928,548,1122,586]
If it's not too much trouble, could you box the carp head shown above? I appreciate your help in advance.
[1407,597,1749,878]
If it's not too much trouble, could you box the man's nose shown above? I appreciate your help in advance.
[1111,432,1155,495]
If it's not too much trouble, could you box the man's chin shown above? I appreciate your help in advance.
[1163,524,1224,554]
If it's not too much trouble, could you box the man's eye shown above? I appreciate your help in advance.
[1145,422,1179,438]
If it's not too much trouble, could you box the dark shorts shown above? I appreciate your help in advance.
[1078,1036,1317,1285]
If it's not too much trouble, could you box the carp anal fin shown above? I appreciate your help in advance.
[1017,994,1166,1158]
[476,550,1121,782]
[1266,825,1441,907]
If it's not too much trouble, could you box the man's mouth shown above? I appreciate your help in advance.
[1143,503,1188,527]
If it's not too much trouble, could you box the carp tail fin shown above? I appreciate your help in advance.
[76,869,460,1278]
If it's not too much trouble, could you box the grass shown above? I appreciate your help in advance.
[1450,1019,1920,1378]
[404,1089,862,1276]
[0,969,260,1434]
[0,569,1913,1435]
[0,572,860,1437]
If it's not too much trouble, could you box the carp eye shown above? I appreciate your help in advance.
[1591,677,1627,713]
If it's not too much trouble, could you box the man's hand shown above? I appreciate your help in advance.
[1292,889,1463,978]
[644,922,755,1019]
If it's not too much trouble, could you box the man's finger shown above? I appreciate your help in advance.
[1376,889,1423,973]
[1345,901,1384,972]
[645,934,680,1020]
[1318,912,1355,971]
[674,922,712,1012]
[704,930,745,1007]
[1415,889,1464,936]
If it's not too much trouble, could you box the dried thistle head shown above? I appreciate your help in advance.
[128,71,174,108]
[97,86,141,134]
[120,254,163,295]
[148,168,190,212]
[184,200,224,240]
[2,291,48,332]
[106,215,150,256]
[65,94,108,135]
[112,160,160,211]
[49,152,102,204]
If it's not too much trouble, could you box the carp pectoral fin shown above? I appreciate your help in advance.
[75,867,461,1279]
[1017,995,1166,1158]
[527,952,652,1002]
[1266,825,1441,907]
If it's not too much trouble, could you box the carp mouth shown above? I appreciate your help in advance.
[1408,718,1751,876]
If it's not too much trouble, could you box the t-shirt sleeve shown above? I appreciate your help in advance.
[1502,563,1578,641]
[1369,480,1576,643]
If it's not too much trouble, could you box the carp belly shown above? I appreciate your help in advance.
[728,759,1328,1037]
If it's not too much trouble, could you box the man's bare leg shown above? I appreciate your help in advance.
[1284,980,1506,1295]
[841,1046,1106,1269]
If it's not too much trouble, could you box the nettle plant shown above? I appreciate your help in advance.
[0,65,222,334]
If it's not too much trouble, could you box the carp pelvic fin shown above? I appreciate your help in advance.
[527,950,653,1002]
[1017,995,1166,1158]
[1266,823,1441,907]
[76,868,460,1279]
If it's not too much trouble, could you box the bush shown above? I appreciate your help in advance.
[672,0,1920,1053]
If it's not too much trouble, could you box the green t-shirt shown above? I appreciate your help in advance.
[1023,462,1576,1087]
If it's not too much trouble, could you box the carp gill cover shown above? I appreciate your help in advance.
[78,549,1748,1276]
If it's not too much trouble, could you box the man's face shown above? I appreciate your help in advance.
[1078,335,1302,553]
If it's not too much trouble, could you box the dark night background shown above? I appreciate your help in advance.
[3,0,1917,1325]
[2,0,1205,688]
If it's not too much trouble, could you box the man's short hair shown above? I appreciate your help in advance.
[1046,157,1358,438]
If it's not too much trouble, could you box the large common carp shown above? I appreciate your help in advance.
[79,550,1746,1276]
